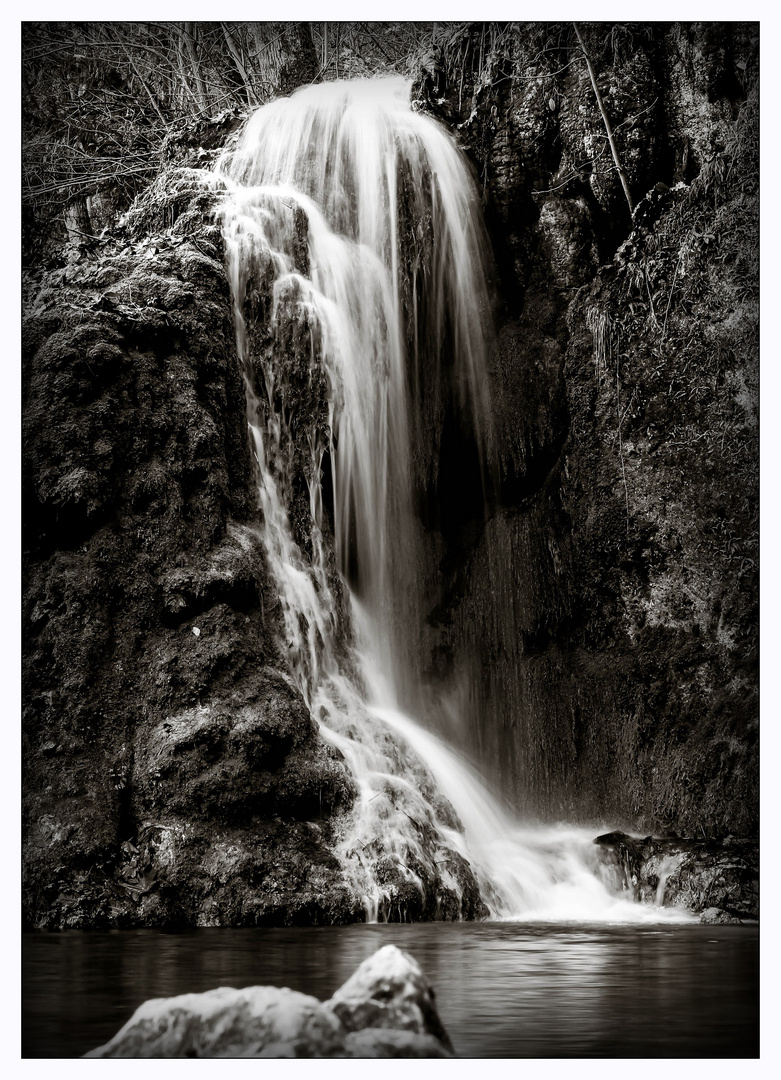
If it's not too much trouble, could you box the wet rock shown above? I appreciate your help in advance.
[161,111,245,170]
[131,670,352,825]
[700,907,744,925]
[595,833,758,919]
[536,197,599,291]
[595,830,631,846]
[21,169,358,931]
[344,1029,451,1058]
[327,943,454,1051]
[85,946,453,1058]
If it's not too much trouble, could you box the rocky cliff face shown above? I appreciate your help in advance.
[414,22,758,835]
[23,23,758,930]
[23,169,358,928]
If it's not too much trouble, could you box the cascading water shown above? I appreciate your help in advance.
[217,76,691,923]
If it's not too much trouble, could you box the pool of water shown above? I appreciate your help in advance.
[22,921,758,1058]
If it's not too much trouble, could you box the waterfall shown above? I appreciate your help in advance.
[217,77,690,923]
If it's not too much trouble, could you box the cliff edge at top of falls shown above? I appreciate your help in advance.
[412,22,758,837]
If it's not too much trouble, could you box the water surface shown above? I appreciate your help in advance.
[23,921,758,1058]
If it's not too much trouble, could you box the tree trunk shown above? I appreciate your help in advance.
[182,22,208,113]
[221,23,257,106]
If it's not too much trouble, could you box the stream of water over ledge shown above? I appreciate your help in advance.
[214,74,698,924]
[23,923,758,1058]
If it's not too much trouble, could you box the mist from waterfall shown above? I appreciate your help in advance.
[217,76,691,923]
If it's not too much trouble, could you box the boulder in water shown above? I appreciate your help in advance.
[85,985,344,1058]
[84,945,453,1058]
[595,833,758,919]
[327,941,453,1051]
[699,907,745,925]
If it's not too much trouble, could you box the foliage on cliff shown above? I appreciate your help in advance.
[23,21,436,263]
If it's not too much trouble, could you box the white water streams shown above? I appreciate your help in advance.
[218,77,691,923]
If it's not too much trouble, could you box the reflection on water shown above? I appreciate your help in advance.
[23,922,758,1058]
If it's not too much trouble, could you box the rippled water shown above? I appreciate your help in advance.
[23,922,758,1058]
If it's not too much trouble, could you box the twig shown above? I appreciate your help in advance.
[121,41,170,128]
[532,145,609,195]
[615,336,630,538]
[572,22,634,214]
[612,97,658,134]
[505,54,586,84]
[662,251,683,341]
[644,267,660,328]
[610,388,638,447]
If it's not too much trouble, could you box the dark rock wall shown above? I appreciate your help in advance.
[22,170,356,928]
[415,22,758,835]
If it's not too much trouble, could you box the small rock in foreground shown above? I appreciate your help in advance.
[84,945,453,1058]
[328,938,453,1052]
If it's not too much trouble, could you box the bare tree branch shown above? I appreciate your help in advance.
[572,22,634,215]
